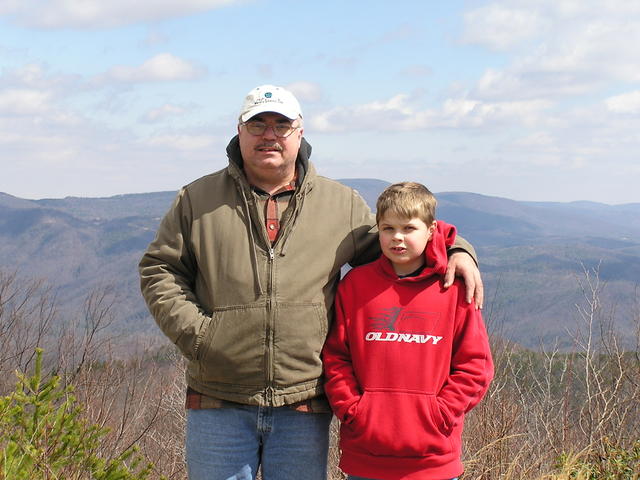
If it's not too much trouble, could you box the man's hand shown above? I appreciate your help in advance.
[444,251,484,309]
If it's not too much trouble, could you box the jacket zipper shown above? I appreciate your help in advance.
[265,247,276,405]
[262,193,301,405]
[263,196,298,405]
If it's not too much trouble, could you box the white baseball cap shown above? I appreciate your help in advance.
[239,85,302,122]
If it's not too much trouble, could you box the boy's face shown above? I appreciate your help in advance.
[378,212,436,276]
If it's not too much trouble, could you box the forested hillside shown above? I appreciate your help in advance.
[1,181,639,349]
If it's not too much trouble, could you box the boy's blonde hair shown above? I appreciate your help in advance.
[376,182,437,225]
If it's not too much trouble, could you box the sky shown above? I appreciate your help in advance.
[1,1,639,205]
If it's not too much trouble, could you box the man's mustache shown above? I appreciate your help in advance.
[256,143,283,151]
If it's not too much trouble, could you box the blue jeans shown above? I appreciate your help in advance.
[186,405,332,480]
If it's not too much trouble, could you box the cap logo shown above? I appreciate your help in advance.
[265,92,272,98]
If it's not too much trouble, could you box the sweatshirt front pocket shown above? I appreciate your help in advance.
[347,389,452,457]
[196,305,267,386]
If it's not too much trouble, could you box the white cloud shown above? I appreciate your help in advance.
[0,63,83,93]
[475,66,602,100]
[433,98,551,128]
[463,0,640,101]
[0,60,227,200]
[605,90,640,114]
[98,53,205,84]
[310,93,552,132]
[1,0,245,29]
[311,94,411,132]
[145,133,216,150]
[513,131,557,149]
[462,4,547,50]
[490,99,640,176]
[143,103,188,122]
[286,82,323,103]
[2,63,46,86]
[0,88,52,115]
[0,65,89,148]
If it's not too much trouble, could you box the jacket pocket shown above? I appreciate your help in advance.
[346,389,452,457]
[195,305,266,386]
[272,302,327,387]
[172,312,211,362]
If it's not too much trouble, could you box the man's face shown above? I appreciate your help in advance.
[238,112,303,179]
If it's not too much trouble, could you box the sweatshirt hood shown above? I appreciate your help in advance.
[378,220,457,282]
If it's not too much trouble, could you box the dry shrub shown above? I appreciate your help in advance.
[0,270,56,385]
[0,270,186,479]
[2,267,638,479]
[461,265,640,479]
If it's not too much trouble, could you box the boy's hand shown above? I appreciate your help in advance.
[444,251,484,309]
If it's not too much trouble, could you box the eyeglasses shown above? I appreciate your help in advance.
[241,120,300,138]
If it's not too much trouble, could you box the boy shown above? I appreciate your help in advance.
[322,182,494,480]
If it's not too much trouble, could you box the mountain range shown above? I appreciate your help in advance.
[1,179,638,350]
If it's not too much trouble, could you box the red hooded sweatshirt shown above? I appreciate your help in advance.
[322,221,493,480]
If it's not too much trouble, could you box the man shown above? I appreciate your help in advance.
[139,85,483,480]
